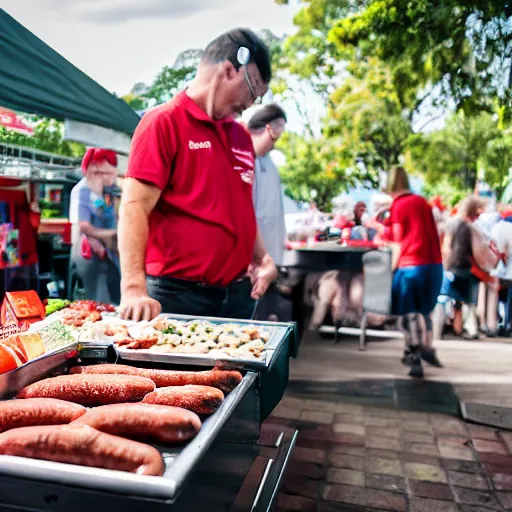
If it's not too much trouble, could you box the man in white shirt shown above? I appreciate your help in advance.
[491,211,512,334]
[248,104,288,320]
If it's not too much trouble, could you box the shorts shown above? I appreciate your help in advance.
[438,269,479,306]
[392,264,443,316]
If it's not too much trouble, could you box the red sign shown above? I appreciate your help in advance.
[0,291,45,337]
[0,107,33,136]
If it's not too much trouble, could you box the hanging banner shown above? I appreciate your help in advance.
[0,107,33,135]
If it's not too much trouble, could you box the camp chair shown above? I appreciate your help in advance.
[360,249,394,351]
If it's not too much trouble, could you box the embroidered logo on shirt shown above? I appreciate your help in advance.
[189,140,212,150]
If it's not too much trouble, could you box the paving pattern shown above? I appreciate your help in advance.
[266,331,512,511]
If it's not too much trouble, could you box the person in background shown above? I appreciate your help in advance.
[433,196,498,340]
[69,148,120,304]
[490,207,512,334]
[351,201,371,241]
[354,201,369,226]
[475,201,501,336]
[248,104,288,321]
[370,166,443,378]
[118,28,277,323]
[249,104,287,265]
[429,196,448,246]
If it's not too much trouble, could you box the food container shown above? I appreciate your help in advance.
[0,344,78,399]
[113,314,296,372]
[0,345,297,511]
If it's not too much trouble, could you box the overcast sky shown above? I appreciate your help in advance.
[2,0,300,95]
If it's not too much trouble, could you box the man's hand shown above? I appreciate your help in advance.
[248,254,278,300]
[119,287,162,322]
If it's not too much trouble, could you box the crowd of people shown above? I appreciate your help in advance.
[363,166,512,379]
[66,26,511,383]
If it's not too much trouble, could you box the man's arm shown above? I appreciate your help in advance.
[118,177,162,320]
[253,227,267,264]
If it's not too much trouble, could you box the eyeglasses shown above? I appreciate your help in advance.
[244,70,262,104]
[237,46,262,105]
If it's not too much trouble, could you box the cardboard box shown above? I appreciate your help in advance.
[0,291,45,338]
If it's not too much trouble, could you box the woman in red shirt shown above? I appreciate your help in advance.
[374,167,443,378]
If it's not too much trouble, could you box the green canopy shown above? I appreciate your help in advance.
[0,9,140,135]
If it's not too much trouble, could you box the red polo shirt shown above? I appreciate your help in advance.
[126,91,257,287]
[386,193,442,268]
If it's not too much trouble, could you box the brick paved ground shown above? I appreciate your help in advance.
[266,332,512,511]
[267,398,512,511]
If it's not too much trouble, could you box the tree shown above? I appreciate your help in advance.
[147,65,196,105]
[327,0,511,117]
[121,93,146,111]
[410,112,512,196]
[0,118,85,157]
[324,57,413,177]
[277,133,342,210]
[483,128,512,194]
[275,0,350,100]
[276,0,511,118]
[277,129,381,210]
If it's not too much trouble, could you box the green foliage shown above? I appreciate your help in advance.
[276,132,342,211]
[274,0,512,205]
[0,118,85,157]
[409,112,512,196]
[121,93,146,111]
[325,57,413,174]
[277,0,351,99]
[147,66,196,105]
[277,131,379,211]
[327,0,511,116]
[421,179,470,208]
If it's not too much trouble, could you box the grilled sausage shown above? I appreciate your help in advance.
[0,425,164,476]
[72,403,201,444]
[71,364,242,394]
[16,375,155,406]
[0,398,86,433]
[142,385,224,416]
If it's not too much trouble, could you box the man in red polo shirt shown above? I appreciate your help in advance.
[119,28,277,322]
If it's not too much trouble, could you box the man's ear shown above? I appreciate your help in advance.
[223,61,239,81]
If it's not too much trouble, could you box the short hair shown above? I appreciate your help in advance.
[202,28,272,84]
[458,195,484,220]
[248,104,287,131]
[386,166,410,194]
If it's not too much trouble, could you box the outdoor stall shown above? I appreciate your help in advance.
[0,9,139,150]
[0,296,297,511]
[0,7,140,302]
[0,143,83,299]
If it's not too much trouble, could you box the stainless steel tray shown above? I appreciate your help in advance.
[114,314,295,371]
[0,344,79,399]
[0,370,258,502]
